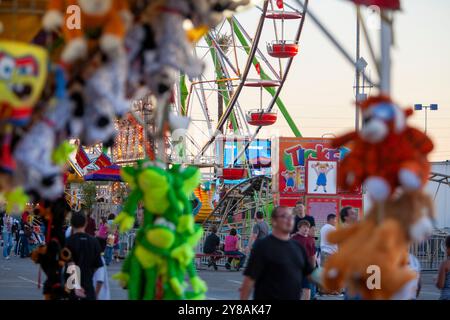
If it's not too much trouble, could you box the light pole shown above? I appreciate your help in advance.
[414,104,438,134]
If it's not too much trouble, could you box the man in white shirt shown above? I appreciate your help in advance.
[391,253,421,300]
[319,214,338,267]
[93,237,111,300]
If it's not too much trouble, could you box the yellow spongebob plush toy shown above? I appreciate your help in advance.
[0,40,47,126]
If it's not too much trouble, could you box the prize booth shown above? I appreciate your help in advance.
[272,137,363,234]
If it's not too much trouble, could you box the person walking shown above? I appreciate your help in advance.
[436,235,450,300]
[2,214,13,260]
[93,237,111,300]
[291,220,316,300]
[96,217,109,240]
[291,201,316,237]
[113,226,120,263]
[339,206,361,300]
[12,219,20,256]
[319,214,338,267]
[203,225,221,270]
[240,206,314,300]
[65,211,103,300]
[246,211,270,252]
[340,206,358,226]
[85,212,97,237]
[20,223,31,258]
[104,231,115,266]
[224,228,246,271]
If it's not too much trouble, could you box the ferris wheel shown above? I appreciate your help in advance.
[171,0,310,172]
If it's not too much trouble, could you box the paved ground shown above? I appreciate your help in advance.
[0,255,442,300]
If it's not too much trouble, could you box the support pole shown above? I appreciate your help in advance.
[355,11,361,132]
[380,11,392,94]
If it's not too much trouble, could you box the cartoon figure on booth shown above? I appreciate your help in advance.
[312,162,334,193]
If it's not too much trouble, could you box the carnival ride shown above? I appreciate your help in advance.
[178,0,309,235]
[109,0,311,239]
[0,0,404,238]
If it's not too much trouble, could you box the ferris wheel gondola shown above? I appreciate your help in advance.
[180,0,309,165]
[243,79,279,126]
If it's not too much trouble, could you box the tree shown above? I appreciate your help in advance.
[80,182,97,212]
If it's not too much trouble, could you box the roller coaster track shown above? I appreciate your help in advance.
[202,176,272,232]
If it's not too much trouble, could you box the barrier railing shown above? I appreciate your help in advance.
[410,230,449,271]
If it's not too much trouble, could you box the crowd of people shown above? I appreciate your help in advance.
[2,200,450,301]
[0,206,134,300]
[1,209,45,259]
[203,200,450,301]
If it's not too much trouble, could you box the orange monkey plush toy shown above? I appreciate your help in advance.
[332,96,433,202]
[322,190,435,299]
[42,0,131,63]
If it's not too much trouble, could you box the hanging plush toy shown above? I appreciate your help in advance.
[0,40,48,172]
[65,50,129,147]
[42,0,129,64]
[0,41,48,209]
[332,95,434,202]
[13,66,75,201]
[321,95,435,300]
[31,197,72,300]
[113,161,207,300]
[141,0,203,99]
[322,190,434,299]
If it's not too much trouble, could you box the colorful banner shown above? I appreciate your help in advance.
[75,146,91,169]
[272,137,362,209]
[273,137,349,197]
[94,153,112,168]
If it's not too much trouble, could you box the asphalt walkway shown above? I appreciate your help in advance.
[0,256,441,300]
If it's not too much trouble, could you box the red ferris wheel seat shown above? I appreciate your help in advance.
[246,110,277,126]
[265,10,303,20]
[221,168,247,180]
[267,41,299,58]
[244,79,280,88]
[350,0,400,10]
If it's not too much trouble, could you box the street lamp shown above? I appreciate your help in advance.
[414,104,438,134]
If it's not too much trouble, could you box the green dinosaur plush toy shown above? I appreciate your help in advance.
[113,161,207,300]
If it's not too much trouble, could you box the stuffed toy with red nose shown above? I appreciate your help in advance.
[332,95,433,202]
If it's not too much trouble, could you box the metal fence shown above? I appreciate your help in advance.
[118,229,136,258]
[410,230,449,271]
[92,203,122,224]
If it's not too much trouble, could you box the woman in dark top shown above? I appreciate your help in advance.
[203,225,221,270]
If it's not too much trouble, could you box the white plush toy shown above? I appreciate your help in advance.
[13,68,72,200]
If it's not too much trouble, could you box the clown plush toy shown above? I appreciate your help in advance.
[42,0,129,63]
[332,95,433,202]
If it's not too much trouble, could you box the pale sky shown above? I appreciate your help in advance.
[187,0,450,161]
